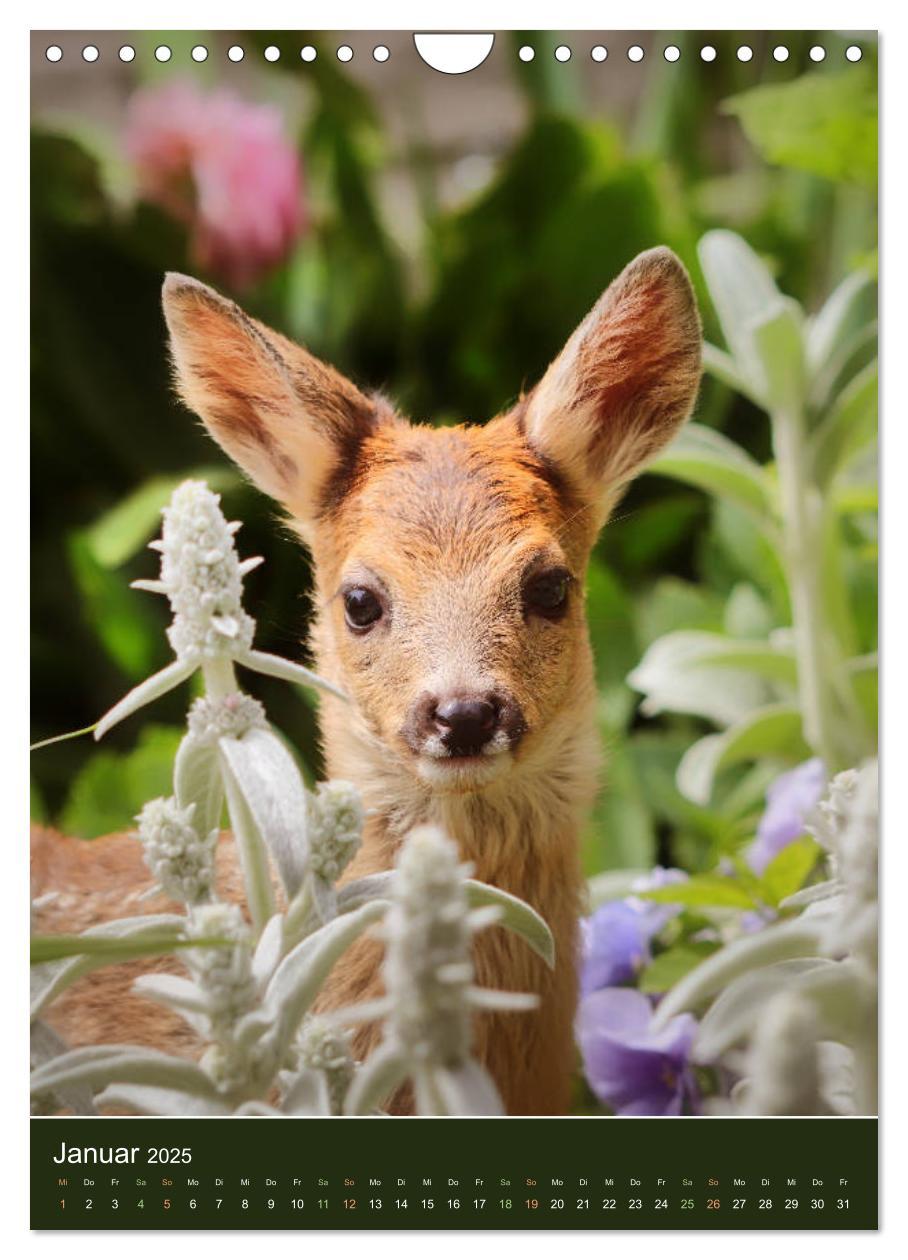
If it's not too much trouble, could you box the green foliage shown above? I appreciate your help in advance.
[725,68,878,188]
[60,725,185,838]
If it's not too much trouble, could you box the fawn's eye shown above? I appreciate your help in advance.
[343,586,383,631]
[523,567,572,619]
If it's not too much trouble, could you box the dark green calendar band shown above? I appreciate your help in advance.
[31,1115,877,1231]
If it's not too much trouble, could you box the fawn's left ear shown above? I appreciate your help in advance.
[162,273,383,542]
[521,247,701,525]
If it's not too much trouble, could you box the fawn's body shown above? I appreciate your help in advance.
[33,247,701,1114]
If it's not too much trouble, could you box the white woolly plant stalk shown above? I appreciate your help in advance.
[30,479,556,1117]
[341,826,541,1117]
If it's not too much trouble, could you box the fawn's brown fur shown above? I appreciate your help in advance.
[32,247,701,1115]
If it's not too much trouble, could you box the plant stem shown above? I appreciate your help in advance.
[771,407,843,772]
[202,656,238,700]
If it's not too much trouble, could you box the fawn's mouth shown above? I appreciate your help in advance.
[414,748,513,793]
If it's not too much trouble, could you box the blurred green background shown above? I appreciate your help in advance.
[30,30,877,877]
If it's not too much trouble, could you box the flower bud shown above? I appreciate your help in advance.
[136,796,217,905]
[308,780,364,883]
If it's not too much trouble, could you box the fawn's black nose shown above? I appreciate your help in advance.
[433,695,498,756]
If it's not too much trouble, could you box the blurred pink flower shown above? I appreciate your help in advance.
[125,80,305,289]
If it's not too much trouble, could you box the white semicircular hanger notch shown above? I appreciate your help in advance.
[414,33,495,74]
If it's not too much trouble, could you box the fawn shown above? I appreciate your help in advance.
[32,246,701,1115]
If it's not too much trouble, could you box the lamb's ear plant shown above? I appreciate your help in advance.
[30,481,554,1117]
[631,231,876,804]
[650,759,877,1116]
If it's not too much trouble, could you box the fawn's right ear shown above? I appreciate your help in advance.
[162,273,380,541]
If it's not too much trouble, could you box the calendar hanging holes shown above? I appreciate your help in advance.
[810,46,826,62]
[737,46,753,62]
[664,45,680,62]
[337,45,354,63]
[264,46,280,62]
[518,45,535,63]
[373,45,390,62]
[45,45,62,62]
[628,45,645,62]
[301,46,317,63]
[846,45,863,62]
[191,45,208,63]
[773,46,790,62]
[228,46,245,63]
[155,46,172,63]
[118,45,136,62]
[82,45,99,63]
[555,45,571,63]
[700,45,717,62]
[591,46,607,63]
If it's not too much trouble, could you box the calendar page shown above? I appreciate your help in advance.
[29,29,879,1232]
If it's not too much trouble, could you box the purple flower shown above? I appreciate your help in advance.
[747,758,827,875]
[580,903,652,994]
[580,867,689,996]
[576,988,700,1116]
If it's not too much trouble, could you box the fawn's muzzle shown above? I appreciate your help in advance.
[402,690,527,759]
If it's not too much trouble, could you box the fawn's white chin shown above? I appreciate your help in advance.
[415,750,512,793]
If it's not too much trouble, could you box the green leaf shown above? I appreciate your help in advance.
[760,837,823,907]
[724,68,878,188]
[676,704,809,805]
[30,930,222,965]
[84,467,241,569]
[638,941,720,993]
[67,532,162,679]
[647,421,772,518]
[638,875,758,910]
[807,270,877,380]
[751,299,806,415]
[465,880,555,969]
[60,724,186,838]
[810,359,878,486]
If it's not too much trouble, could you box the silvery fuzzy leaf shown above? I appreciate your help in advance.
[780,879,844,910]
[676,704,807,806]
[344,1041,409,1116]
[698,230,783,399]
[337,873,555,969]
[174,732,224,839]
[252,914,285,993]
[432,1059,504,1117]
[219,758,276,932]
[628,630,773,727]
[96,1085,232,1116]
[30,1045,222,1101]
[693,959,833,1063]
[752,297,806,416]
[237,900,389,1060]
[806,268,876,381]
[94,658,196,741]
[280,1066,333,1116]
[31,1021,97,1116]
[232,1101,286,1117]
[793,960,875,1043]
[817,1041,857,1115]
[131,974,210,1037]
[414,1067,444,1116]
[219,728,309,900]
[239,648,348,702]
[651,917,828,1031]
[31,914,186,1018]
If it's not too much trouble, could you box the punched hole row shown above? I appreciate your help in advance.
[45,41,865,65]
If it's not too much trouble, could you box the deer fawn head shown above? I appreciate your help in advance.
[162,249,701,804]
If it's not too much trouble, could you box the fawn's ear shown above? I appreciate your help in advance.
[162,273,380,540]
[521,247,701,525]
